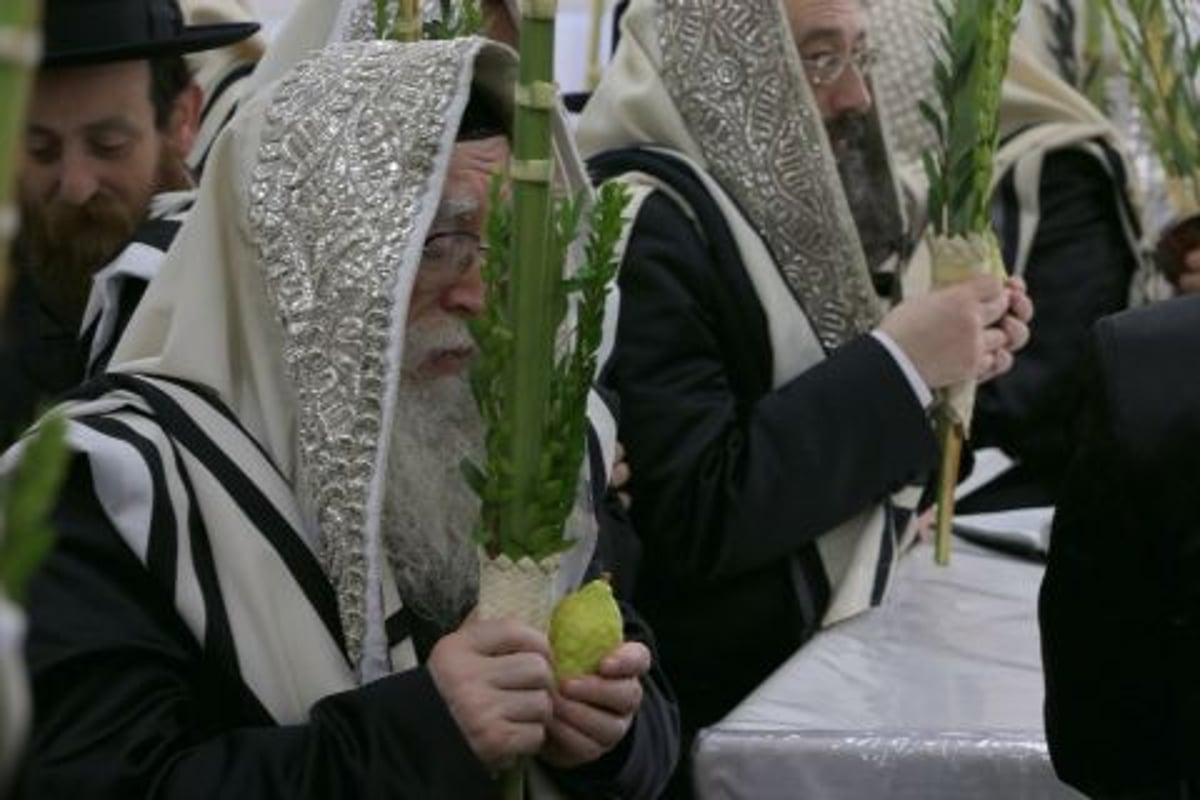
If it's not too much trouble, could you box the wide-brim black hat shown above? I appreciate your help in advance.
[43,0,260,68]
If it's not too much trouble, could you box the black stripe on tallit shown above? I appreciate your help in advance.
[142,373,290,489]
[871,507,897,606]
[86,278,148,378]
[75,414,179,602]
[130,216,186,252]
[105,373,349,660]
[200,62,255,122]
[385,609,412,649]
[791,545,831,643]
[386,608,441,664]
[79,313,103,366]
[194,103,239,177]
[162,426,241,674]
[79,398,242,675]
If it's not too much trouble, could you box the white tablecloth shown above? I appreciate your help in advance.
[693,541,1084,799]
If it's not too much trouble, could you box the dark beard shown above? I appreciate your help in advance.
[826,112,905,281]
[13,144,190,328]
[14,190,141,327]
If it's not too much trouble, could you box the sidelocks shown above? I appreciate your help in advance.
[919,0,1024,565]
[379,2,629,796]
[1101,0,1200,282]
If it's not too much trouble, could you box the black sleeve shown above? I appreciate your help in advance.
[21,458,498,800]
[1038,332,1177,797]
[605,192,938,583]
[976,147,1136,493]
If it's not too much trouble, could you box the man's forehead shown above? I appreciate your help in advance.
[31,59,154,130]
[786,0,868,43]
[448,135,511,176]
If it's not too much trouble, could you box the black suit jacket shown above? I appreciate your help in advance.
[591,149,939,744]
[1040,295,1200,798]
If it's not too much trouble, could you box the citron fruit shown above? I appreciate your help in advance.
[549,577,623,680]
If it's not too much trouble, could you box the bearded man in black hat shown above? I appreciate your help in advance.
[0,0,259,448]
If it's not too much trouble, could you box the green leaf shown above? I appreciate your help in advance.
[0,415,70,602]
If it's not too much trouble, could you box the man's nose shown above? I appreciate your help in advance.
[440,263,485,318]
[826,66,873,118]
[56,150,101,205]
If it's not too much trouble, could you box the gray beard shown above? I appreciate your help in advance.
[381,370,484,635]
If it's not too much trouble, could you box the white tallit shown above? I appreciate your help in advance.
[59,37,520,719]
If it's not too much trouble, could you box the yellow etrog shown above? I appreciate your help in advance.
[549,577,623,680]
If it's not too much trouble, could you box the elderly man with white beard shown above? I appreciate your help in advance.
[8,36,678,800]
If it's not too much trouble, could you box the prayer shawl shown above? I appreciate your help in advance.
[182,0,267,175]
[247,0,593,200]
[8,38,610,724]
[578,0,923,629]
[79,191,196,377]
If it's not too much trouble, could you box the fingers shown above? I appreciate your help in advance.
[428,622,557,770]
[490,652,558,692]
[471,718,549,769]
[997,313,1030,353]
[597,641,652,680]
[979,347,1014,383]
[559,673,644,718]
[541,712,608,767]
[1004,280,1034,324]
[550,690,633,748]
[1185,248,1200,272]
[464,615,552,660]
[610,460,631,490]
[1179,271,1200,294]
[966,277,1009,325]
[980,325,1007,352]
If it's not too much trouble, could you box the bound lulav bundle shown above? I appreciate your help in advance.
[466,2,628,796]
[920,0,1023,565]
[382,2,629,796]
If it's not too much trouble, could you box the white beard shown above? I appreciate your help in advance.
[382,320,484,634]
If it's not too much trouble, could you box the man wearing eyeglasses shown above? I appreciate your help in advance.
[14,38,680,799]
[577,0,1032,795]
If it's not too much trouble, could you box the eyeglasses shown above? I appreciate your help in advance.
[800,47,878,87]
[419,231,488,285]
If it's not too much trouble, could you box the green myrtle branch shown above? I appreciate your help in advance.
[465,181,627,561]
[920,0,1024,237]
[1101,0,1200,204]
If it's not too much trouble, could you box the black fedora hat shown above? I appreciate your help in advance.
[43,0,260,68]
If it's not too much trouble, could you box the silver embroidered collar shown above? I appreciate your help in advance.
[655,0,881,349]
[247,38,485,665]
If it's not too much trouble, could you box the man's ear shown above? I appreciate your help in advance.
[167,82,204,159]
